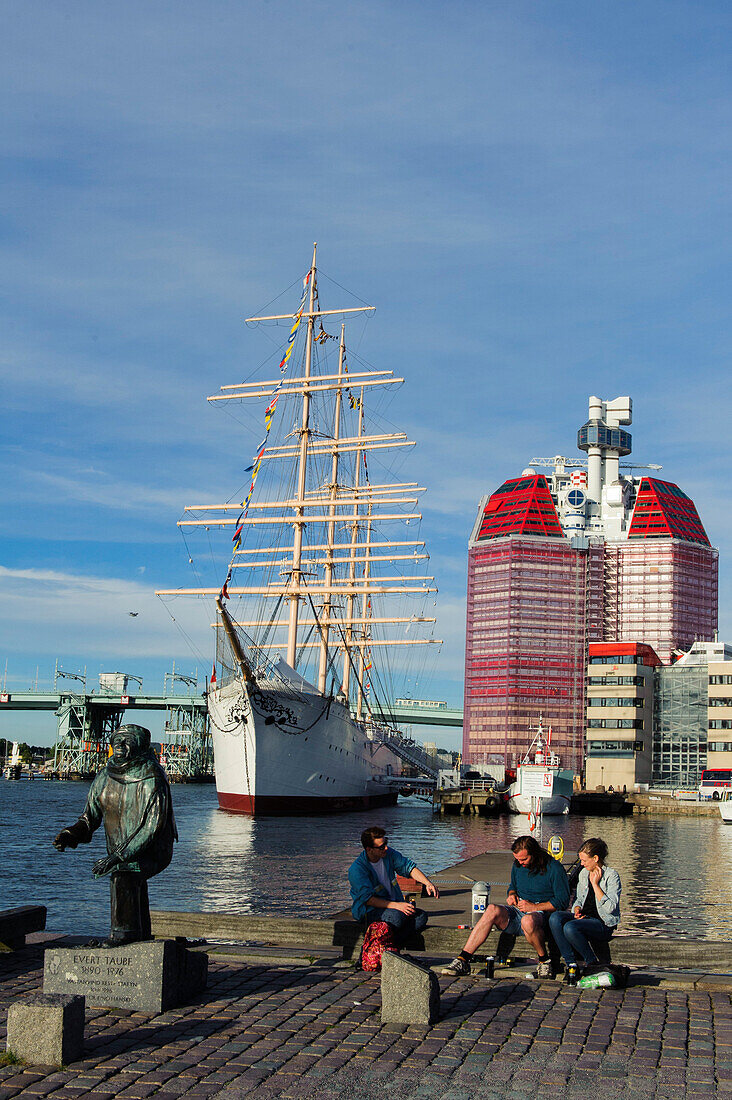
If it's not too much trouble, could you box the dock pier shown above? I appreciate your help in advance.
[434,783,504,815]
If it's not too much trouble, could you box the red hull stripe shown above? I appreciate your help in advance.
[217,791,399,816]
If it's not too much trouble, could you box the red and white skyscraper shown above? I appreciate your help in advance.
[463,396,718,774]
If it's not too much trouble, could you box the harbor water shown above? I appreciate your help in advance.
[1,781,730,939]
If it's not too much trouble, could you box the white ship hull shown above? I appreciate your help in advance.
[208,674,403,815]
[507,791,571,816]
[718,799,732,823]
[507,764,574,816]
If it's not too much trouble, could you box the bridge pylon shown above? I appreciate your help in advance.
[53,693,124,777]
[160,701,212,780]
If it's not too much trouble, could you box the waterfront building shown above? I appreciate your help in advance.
[585,639,732,790]
[585,642,659,790]
[464,395,718,775]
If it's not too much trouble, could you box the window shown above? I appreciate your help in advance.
[587,740,643,755]
[587,718,643,729]
[587,697,644,708]
[589,654,638,665]
[588,675,644,686]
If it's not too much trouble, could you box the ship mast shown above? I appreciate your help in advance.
[287,242,318,667]
[156,250,443,704]
[342,386,366,701]
[317,324,345,693]
[356,389,373,721]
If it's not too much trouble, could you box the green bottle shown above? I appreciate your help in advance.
[577,971,615,989]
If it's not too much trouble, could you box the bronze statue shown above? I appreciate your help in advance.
[53,724,177,945]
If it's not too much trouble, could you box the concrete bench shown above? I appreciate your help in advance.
[0,906,47,950]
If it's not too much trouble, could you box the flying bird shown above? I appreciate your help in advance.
[128,612,139,617]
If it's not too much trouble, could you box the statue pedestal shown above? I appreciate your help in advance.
[43,939,208,1014]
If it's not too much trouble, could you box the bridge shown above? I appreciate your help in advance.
[0,692,204,713]
[0,685,462,779]
[0,692,463,726]
[0,688,210,779]
[374,703,463,728]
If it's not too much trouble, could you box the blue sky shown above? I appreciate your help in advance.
[2,1,730,750]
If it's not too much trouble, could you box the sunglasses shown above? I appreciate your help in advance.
[370,840,388,850]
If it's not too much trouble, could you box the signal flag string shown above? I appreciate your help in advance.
[221,271,311,600]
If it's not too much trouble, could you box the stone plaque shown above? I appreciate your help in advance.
[43,939,207,1014]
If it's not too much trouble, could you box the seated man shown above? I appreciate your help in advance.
[348,826,439,942]
[441,834,570,978]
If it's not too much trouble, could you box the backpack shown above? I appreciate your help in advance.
[360,921,399,972]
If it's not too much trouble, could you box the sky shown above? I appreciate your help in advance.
[1,1,730,750]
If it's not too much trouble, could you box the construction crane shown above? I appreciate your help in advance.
[528,456,662,474]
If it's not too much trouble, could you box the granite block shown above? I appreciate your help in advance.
[43,940,207,1014]
[381,953,439,1026]
[6,994,85,1067]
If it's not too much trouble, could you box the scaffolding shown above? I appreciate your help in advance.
[464,536,591,773]
[604,541,718,662]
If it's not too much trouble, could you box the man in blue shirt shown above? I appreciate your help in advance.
[442,834,570,978]
[348,826,439,939]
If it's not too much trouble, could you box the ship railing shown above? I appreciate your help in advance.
[367,726,440,778]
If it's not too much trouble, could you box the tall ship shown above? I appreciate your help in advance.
[507,720,574,816]
[158,247,441,814]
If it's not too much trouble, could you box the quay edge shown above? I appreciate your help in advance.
[150,909,732,971]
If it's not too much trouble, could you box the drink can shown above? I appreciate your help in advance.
[485,956,495,979]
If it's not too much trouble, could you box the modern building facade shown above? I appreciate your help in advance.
[708,644,732,773]
[464,395,719,776]
[586,640,732,790]
[585,642,659,790]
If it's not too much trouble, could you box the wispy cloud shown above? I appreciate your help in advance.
[0,564,210,666]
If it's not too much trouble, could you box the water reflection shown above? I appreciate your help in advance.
[1,781,730,939]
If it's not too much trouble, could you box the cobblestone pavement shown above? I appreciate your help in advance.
[2,945,731,1099]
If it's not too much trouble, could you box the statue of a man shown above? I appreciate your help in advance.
[53,724,177,945]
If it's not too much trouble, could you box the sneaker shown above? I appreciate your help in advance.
[440,956,471,976]
[534,959,553,979]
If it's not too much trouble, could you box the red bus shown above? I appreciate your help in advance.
[699,768,732,800]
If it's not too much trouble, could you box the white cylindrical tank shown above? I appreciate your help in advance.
[471,881,491,926]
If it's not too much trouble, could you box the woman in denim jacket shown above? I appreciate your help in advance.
[548,837,621,971]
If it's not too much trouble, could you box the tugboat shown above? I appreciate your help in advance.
[507,719,574,815]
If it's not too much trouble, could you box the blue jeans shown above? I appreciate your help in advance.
[548,911,613,964]
[366,907,428,936]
